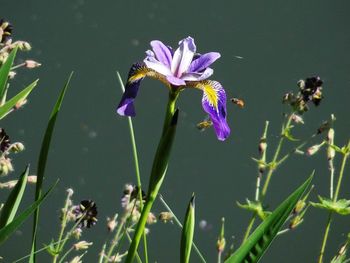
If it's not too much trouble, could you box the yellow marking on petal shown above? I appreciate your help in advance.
[203,84,219,109]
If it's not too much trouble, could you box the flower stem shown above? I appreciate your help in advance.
[333,147,349,201]
[318,212,333,263]
[318,143,349,263]
[242,115,293,243]
[125,91,179,263]
[261,114,293,199]
[117,71,148,263]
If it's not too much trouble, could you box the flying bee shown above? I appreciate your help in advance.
[230,97,245,108]
[196,116,213,132]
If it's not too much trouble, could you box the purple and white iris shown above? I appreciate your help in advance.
[117,36,230,141]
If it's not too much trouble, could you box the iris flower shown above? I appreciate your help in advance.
[117,36,230,141]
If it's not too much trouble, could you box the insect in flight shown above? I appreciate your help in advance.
[230,97,245,108]
[196,116,213,132]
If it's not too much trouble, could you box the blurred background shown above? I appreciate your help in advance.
[1,0,350,262]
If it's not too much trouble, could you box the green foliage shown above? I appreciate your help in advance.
[0,79,38,119]
[180,195,195,263]
[311,196,350,215]
[237,200,271,220]
[0,181,57,245]
[0,47,17,100]
[0,165,29,228]
[30,72,73,262]
[225,174,313,263]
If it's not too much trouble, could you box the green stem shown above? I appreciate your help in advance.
[57,246,74,263]
[318,144,349,263]
[261,115,293,199]
[333,151,349,201]
[242,115,293,243]
[125,91,179,263]
[318,213,333,263]
[117,71,148,263]
[52,193,72,263]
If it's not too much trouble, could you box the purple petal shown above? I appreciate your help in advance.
[171,36,196,78]
[200,80,230,140]
[144,56,172,76]
[117,63,147,117]
[181,68,213,81]
[166,75,186,86]
[150,40,173,67]
[189,52,221,73]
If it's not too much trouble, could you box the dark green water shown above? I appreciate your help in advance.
[1,1,350,262]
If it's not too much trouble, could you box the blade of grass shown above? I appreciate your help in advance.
[0,79,38,119]
[0,180,58,245]
[225,173,313,263]
[29,72,73,262]
[180,194,196,263]
[0,47,18,100]
[159,194,207,263]
[0,165,30,228]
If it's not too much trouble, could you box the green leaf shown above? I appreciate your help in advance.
[30,72,73,262]
[225,174,313,263]
[181,194,195,263]
[0,47,18,100]
[0,79,38,119]
[237,199,270,220]
[0,181,57,245]
[310,196,350,215]
[0,165,29,228]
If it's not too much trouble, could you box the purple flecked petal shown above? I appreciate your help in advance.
[171,36,196,78]
[181,68,214,81]
[166,75,186,86]
[144,56,172,76]
[200,80,230,141]
[117,63,147,117]
[189,52,221,73]
[150,40,173,67]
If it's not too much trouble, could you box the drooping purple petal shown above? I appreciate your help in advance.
[171,36,196,78]
[181,68,214,81]
[166,75,186,86]
[198,80,230,141]
[189,52,221,73]
[150,40,173,67]
[117,62,148,117]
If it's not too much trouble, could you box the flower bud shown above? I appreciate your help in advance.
[27,175,37,184]
[297,79,305,89]
[25,60,41,69]
[258,139,267,155]
[8,71,16,79]
[73,241,93,251]
[327,128,335,160]
[14,99,27,110]
[107,215,118,232]
[0,157,13,176]
[0,180,17,189]
[159,212,173,223]
[289,215,303,229]
[147,212,157,225]
[69,256,82,263]
[72,228,82,239]
[216,236,226,253]
[10,142,25,153]
[306,143,324,156]
[291,113,304,124]
[293,200,306,214]
[12,41,31,51]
